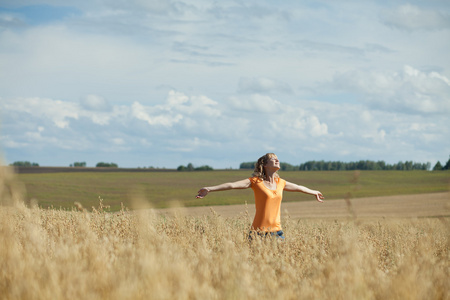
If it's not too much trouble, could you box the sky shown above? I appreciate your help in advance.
[0,0,449,169]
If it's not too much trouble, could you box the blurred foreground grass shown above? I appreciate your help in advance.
[1,201,448,300]
[1,167,449,299]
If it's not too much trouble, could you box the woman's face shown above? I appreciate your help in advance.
[265,155,280,170]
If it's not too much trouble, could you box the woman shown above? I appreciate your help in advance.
[196,153,324,239]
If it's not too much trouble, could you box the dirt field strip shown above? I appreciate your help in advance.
[156,192,450,219]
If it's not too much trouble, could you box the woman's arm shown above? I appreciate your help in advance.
[196,178,251,199]
[284,181,324,203]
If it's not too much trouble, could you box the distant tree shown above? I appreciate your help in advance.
[395,161,405,170]
[405,161,414,170]
[433,161,443,171]
[11,161,39,167]
[195,165,213,171]
[240,162,256,169]
[376,161,386,170]
[73,162,86,167]
[337,161,346,171]
[96,162,118,168]
[443,156,450,170]
[280,162,295,171]
[177,163,213,171]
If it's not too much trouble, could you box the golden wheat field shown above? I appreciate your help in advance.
[1,167,449,300]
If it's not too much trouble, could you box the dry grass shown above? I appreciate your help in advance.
[1,166,449,300]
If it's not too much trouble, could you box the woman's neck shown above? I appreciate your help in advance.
[264,171,277,183]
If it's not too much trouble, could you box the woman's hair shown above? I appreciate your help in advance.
[252,153,279,180]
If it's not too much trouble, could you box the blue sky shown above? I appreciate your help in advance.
[0,0,449,168]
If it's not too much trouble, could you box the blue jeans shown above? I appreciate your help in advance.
[248,230,285,241]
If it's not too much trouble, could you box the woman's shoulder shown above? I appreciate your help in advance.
[249,176,263,184]
[276,177,286,184]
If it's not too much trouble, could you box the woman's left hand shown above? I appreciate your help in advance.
[315,191,324,203]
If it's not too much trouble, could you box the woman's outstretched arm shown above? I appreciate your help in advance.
[196,178,251,198]
[284,181,324,203]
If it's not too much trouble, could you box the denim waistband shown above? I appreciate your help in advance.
[248,230,285,240]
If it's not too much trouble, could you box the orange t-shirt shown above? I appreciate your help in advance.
[249,177,286,232]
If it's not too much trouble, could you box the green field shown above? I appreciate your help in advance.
[16,170,449,211]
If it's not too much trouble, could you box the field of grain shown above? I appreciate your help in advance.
[1,167,449,299]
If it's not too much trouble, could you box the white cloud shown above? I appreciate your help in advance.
[168,91,221,117]
[166,90,189,106]
[0,90,330,161]
[381,4,450,31]
[131,101,181,127]
[307,116,328,137]
[276,111,329,139]
[129,90,221,128]
[80,94,112,112]
[238,77,293,94]
[1,87,448,167]
[2,97,79,128]
[228,94,282,113]
[362,128,386,144]
[330,65,450,115]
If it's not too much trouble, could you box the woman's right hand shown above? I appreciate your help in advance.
[196,188,210,198]
[314,191,325,203]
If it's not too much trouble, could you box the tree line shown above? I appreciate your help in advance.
[240,157,450,171]
[10,157,450,171]
[177,163,213,171]
[9,161,40,167]
[432,159,450,171]
[10,161,118,168]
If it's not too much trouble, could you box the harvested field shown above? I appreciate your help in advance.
[15,169,450,211]
[157,192,450,219]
